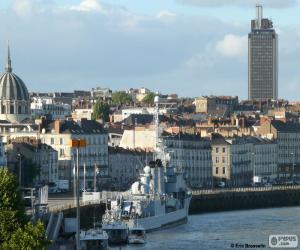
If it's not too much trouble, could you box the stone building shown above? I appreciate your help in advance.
[6,137,58,184]
[212,134,277,186]
[257,120,300,180]
[108,146,152,190]
[194,96,238,114]
[212,136,252,187]
[162,132,213,189]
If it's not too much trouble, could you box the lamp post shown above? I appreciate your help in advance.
[94,164,99,192]
[291,152,295,182]
[251,152,255,185]
[83,163,86,192]
[17,153,22,187]
[70,139,87,250]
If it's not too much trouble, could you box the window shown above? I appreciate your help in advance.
[222,157,225,163]
[223,167,226,174]
[216,157,219,163]
[222,148,226,153]
[216,147,219,153]
[60,138,64,145]
[216,167,219,174]
[51,138,54,144]
[59,149,65,157]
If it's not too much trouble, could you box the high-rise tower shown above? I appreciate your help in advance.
[248,5,278,100]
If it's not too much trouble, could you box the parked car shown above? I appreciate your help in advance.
[264,183,272,187]
[217,182,226,188]
[48,186,61,194]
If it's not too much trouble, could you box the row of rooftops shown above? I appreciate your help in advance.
[38,118,106,134]
[212,134,275,146]
[8,137,57,153]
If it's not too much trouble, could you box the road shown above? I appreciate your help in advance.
[48,192,81,211]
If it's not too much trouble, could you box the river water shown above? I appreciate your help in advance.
[111,207,300,250]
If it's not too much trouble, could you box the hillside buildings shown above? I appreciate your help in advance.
[194,96,238,114]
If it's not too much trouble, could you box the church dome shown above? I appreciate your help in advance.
[0,48,29,101]
[0,45,31,123]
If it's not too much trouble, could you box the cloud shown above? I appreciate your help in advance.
[11,0,54,17]
[177,0,298,8]
[69,0,104,12]
[215,34,247,58]
[12,0,33,16]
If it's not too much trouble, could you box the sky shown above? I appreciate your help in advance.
[0,0,300,100]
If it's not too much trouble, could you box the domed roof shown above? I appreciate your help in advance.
[0,46,29,101]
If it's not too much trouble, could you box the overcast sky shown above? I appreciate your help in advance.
[1,0,300,100]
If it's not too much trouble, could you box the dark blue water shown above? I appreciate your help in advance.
[111,207,300,250]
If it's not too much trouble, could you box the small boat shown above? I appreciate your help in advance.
[128,227,146,244]
[80,228,109,250]
[101,220,129,244]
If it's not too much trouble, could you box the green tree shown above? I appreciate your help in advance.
[111,91,132,105]
[2,221,49,250]
[92,99,110,122]
[143,92,156,105]
[0,168,24,222]
[0,168,49,249]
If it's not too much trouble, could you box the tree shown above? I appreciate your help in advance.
[92,99,110,122]
[0,168,24,222]
[143,92,156,105]
[2,221,49,250]
[0,168,49,249]
[111,91,132,105]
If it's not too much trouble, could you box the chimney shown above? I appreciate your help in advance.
[208,116,212,125]
[54,120,61,133]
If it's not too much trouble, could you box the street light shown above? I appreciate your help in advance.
[70,138,87,250]
[17,153,22,188]
[290,152,295,182]
[251,152,256,184]
[94,164,99,192]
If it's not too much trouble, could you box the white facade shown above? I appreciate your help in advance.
[252,138,277,181]
[31,97,71,120]
[72,108,93,121]
[163,134,213,188]
[121,107,167,121]
[212,136,277,187]
[119,128,155,150]
[40,132,108,189]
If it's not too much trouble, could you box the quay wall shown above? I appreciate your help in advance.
[190,186,300,214]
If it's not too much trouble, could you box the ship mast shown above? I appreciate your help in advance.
[154,95,160,158]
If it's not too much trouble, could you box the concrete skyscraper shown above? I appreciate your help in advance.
[248,5,278,100]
